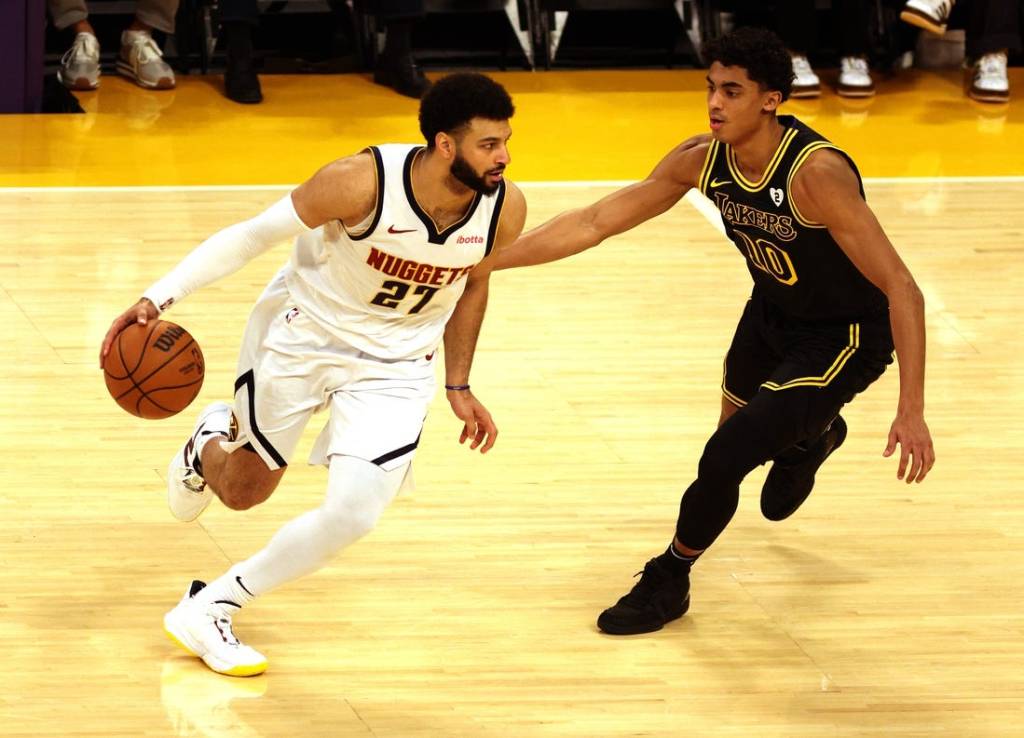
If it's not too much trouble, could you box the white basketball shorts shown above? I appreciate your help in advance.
[221,269,437,473]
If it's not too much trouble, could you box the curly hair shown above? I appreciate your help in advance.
[418,73,515,147]
[703,27,794,102]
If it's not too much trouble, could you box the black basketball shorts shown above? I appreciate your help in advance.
[721,293,895,438]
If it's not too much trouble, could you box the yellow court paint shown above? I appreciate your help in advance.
[2,68,1022,187]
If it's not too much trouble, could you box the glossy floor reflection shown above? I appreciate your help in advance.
[161,660,268,738]
[1,68,1021,186]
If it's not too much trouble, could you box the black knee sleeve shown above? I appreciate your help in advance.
[675,410,785,550]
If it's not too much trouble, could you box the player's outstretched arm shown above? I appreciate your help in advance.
[493,136,709,270]
[790,151,935,484]
[99,152,377,368]
[443,183,528,453]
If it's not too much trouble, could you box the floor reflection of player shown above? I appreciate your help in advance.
[160,660,266,738]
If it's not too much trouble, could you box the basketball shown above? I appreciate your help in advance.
[103,320,205,419]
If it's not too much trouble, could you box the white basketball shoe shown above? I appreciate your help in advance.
[164,580,268,677]
[790,55,821,99]
[838,56,875,98]
[167,402,235,522]
[968,51,1009,103]
[900,0,955,35]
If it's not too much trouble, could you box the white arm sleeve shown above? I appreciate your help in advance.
[142,195,311,312]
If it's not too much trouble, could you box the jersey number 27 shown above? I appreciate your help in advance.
[370,280,440,314]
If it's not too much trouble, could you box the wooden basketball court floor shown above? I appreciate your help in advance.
[2,69,1023,737]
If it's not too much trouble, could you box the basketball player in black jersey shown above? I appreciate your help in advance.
[495,27,935,635]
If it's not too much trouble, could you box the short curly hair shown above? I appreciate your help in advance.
[418,73,515,147]
[703,27,794,102]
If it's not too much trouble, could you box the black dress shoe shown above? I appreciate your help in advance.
[373,53,431,99]
[225,59,262,104]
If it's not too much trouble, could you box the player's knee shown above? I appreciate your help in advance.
[697,437,741,489]
[215,468,282,511]
[322,496,383,542]
[320,455,401,542]
[217,482,263,511]
[321,480,389,541]
[219,488,262,511]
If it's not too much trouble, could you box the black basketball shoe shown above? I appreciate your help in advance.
[761,415,848,521]
[597,558,690,635]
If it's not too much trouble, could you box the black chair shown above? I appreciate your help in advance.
[691,0,897,66]
[172,0,216,73]
[533,0,701,69]
[353,0,535,71]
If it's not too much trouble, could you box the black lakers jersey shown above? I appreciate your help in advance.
[697,115,888,321]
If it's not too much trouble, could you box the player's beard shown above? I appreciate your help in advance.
[450,152,503,195]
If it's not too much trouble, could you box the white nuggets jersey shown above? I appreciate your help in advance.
[282,144,507,361]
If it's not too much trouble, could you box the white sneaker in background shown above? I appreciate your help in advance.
[58,32,100,90]
[901,0,955,35]
[790,55,821,99]
[838,56,875,98]
[117,30,176,89]
[968,51,1009,103]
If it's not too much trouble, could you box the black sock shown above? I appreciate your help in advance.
[656,543,699,575]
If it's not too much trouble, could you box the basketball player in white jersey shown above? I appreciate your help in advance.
[99,73,526,676]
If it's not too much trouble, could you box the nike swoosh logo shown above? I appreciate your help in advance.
[235,575,255,597]
[709,179,733,188]
[388,225,417,234]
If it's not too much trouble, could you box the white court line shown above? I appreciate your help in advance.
[525,176,1024,186]
[1,175,1023,193]
[0,185,294,193]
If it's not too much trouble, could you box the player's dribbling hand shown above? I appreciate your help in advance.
[883,411,935,483]
[447,389,498,453]
[99,298,159,368]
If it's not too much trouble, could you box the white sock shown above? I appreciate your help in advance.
[191,404,233,472]
[194,455,404,607]
[193,564,256,612]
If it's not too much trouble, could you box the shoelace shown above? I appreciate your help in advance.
[62,34,98,67]
[620,560,671,606]
[935,0,954,19]
[213,616,242,646]
[842,57,869,76]
[128,35,164,65]
[182,471,206,494]
[791,56,813,77]
[977,53,1007,80]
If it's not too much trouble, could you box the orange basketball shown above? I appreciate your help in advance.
[103,320,205,419]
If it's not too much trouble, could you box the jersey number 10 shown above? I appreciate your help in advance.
[734,231,798,286]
